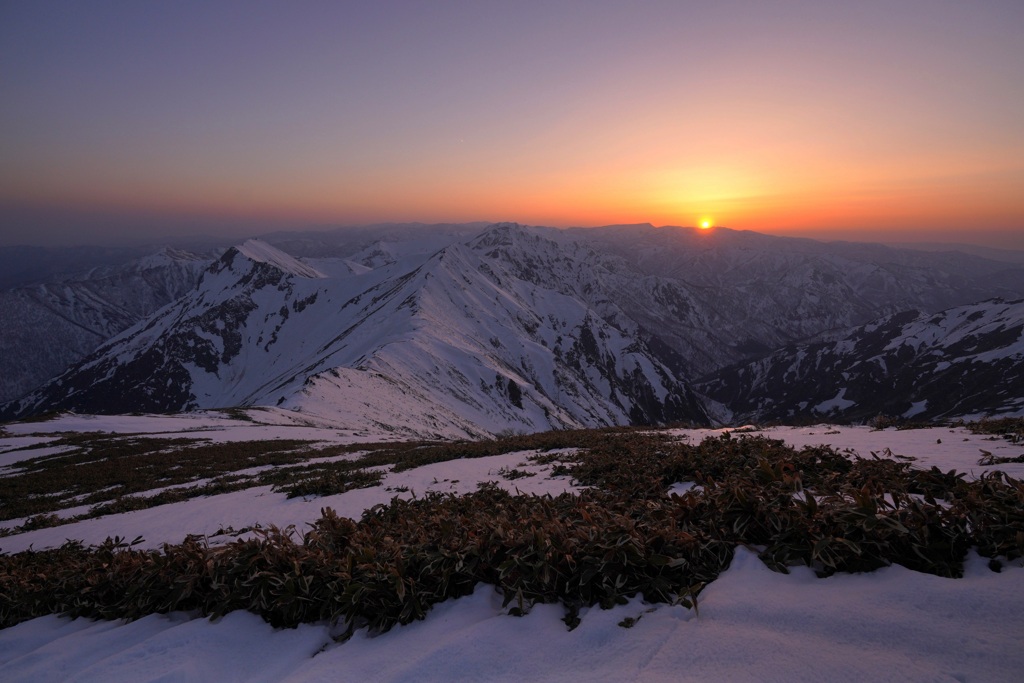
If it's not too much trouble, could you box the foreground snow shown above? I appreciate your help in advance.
[2,548,1020,683]
[1,416,1023,681]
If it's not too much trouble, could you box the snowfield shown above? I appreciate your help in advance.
[4,548,1019,683]
[1,415,1023,682]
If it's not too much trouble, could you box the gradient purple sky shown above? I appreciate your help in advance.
[2,1,1023,247]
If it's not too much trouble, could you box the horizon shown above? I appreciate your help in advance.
[2,2,1023,250]
[2,216,1024,255]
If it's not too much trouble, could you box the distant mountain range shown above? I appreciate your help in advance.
[698,298,1024,423]
[0,248,212,403]
[3,223,1023,435]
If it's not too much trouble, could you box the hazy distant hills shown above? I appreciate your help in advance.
[3,223,1024,434]
[884,242,1024,265]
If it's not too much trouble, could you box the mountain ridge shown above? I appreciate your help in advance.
[0,247,213,403]
[698,298,1024,423]
[4,223,1024,435]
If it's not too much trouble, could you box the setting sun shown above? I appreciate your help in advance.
[699,218,714,230]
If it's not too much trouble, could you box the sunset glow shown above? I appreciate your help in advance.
[1,2,1022,248]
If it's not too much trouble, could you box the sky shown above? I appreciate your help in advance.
[2,0,1023,248]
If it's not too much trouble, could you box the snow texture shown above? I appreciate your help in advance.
[1,419,1023,682]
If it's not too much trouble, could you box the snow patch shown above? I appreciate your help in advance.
[903,400,928,418]
[813,388,856,413]
[235,239,325,279]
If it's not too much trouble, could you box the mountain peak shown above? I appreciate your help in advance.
[133,246,210,270]
[6,227,1024,432]
[232,239,324,278]
[471,222,556,250]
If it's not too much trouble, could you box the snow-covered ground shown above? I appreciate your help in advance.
[2,417,1023,682]
[671,424,1024,481]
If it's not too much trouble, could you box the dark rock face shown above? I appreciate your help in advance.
[698,299,1024,423]
[0,247,211,403]
[1,246,263,419]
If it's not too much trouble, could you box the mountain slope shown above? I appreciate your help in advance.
[2,235,709,437]
[553,225,1024,375]
[0,248,212,402]
[698,298,1024,422]
[5,224,1024,433]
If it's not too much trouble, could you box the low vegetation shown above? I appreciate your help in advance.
[0,428,629,535]
[2,427,1022,633]
[963,416,1024,443]
[0,434,375,531]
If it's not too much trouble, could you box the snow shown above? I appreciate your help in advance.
[2,548,1020,682]
[0,449,579,553]
[2,420,1023,681]
[813,387,856,413]
[756,425,1024,480]
[903,400,928,418]
[881,300,1024,364]
[666,481,699,496]
[668,425,1024,481]
[235,240,325,279]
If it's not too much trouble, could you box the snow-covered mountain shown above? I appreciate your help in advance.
[0,247,213,403]
[4,223,1024,434]
[257,222,489,261]
[698,298,1024,423]
[1,232,709,437]
[549,225,1024,375]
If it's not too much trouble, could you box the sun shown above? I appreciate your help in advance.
[699,218,714,230]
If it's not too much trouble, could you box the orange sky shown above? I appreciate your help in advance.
[2,2,1023,248]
